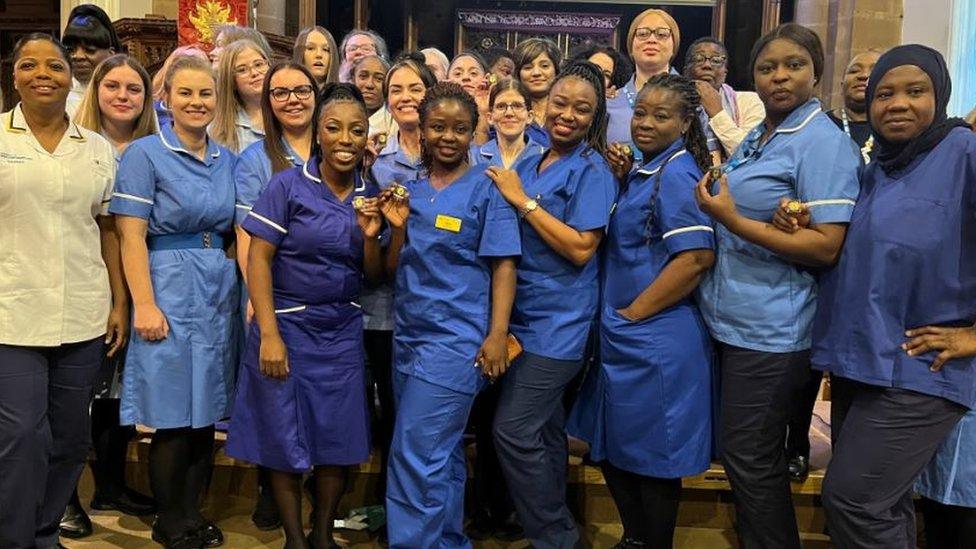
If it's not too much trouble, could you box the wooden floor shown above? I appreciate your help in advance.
[62,403,834,548]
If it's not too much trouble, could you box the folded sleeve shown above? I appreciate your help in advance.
[108,143,156,219]
[241,174,292,247]
[234,151,268,225]
[796,128,861,225]
[478,185,521,258]
[564,159,618,232]
[657,165,715,255]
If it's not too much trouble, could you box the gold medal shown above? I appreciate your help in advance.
[391,183,409,200]
[786,200,803,214]
[487,74,497,86]
[377,133,387,146]
[621,144,633,158]
[353,196,366,210]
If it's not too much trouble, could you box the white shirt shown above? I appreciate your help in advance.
[66,77,86,119]
[708,91,766,155]
[0,104,116,346]
[368,106,397,141]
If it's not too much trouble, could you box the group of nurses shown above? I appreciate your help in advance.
[487,60,617,548]
[227,83,380,549]
[694,23,861,549]
[383,82,521,547]
[572,73,716,548]
[0,34,122,549]
[110,55,239,548]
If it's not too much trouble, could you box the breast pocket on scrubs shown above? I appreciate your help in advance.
[874,197,947,251]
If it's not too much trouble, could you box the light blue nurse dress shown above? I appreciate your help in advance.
[110,124,241,429]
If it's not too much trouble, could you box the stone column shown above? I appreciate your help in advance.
[255,0,286,34]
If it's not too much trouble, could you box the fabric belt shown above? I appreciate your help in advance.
[147,232,225,251]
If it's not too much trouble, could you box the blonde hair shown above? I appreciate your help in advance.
[292,26,340,85]
[627,9,680,61]
[152,45,208,100]
[75,54,158,141]
[163,55,215,94]
[211,39,268,153]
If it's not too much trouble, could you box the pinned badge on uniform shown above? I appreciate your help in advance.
[435,214,462,233]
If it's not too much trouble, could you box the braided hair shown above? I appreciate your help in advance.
[635,74,711,243]
[549,59,608,156]
[418,81,479,173]
[312,82,368,160]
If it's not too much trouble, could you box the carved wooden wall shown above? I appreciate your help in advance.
[455,9,620,57]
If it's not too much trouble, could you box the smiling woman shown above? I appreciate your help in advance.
[211,39,271,153]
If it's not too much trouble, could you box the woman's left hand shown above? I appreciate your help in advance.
[355,197,383,238]
[485,166,528,207]
[903,325,976,372]
[105,304,129,357]
[477,331,510,381]
[695,171,738,226]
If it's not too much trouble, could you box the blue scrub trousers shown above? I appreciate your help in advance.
[493,351,584,549]
[0,338,103,549]
[386,372,476,548]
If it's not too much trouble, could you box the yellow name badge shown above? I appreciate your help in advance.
[435,214,462,233]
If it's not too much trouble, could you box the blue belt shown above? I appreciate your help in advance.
[147,232,225,251]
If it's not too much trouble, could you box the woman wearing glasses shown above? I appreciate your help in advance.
[683,37,765,162]
[607,8,681,146]
[475,78,544,169]
[212,39,270,153]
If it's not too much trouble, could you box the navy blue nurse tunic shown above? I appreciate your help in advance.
[569,140,714,478]
[226,159,377,471]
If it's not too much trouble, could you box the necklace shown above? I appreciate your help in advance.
[841,108,874,163]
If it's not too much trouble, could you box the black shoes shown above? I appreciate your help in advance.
[251,486,282,531]
[493,512,525,542]
[151,524,204,549]
[788,454,811,482]
[465,511,524,542]
[59,500,93,539]
[91,488,156,516]
[612,539,647,549]
[192,521,224,547]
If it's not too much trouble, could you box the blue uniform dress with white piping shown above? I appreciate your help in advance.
[109,124,241,428]
[234,108,265,153]
[568,139,714,478]
[233,138,304,225]
[386,168,521,549]
[805,127,976,504]
[473,136,544,168]
[698,98,861,352]
[226,159,376,471]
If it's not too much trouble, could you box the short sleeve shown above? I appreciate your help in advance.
[241,174,291,247]
[109,142,156,219]
[477,184,521,258]
[564,159,618,232]
[656,164,715,256]
[796,126,861,225]
[96,143,116,216]
[234,151,267,225]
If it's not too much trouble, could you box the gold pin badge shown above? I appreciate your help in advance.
[353,196,366,210]
[786,200,803,214]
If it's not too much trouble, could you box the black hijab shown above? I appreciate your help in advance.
[865,44,969,174]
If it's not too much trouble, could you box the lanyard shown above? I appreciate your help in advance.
[841,108,874,163]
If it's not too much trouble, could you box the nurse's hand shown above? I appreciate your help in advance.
[355,197,383,238]
[105,303,129,357]
[485,167,529,207]
[903,325,976,372]
[772,197,811,234]
[695,171,738,226]
[606,143,634,181]
[133,303,169,342]
[259,334,289,379]
[379,189,410,229]
[477,331,510,381]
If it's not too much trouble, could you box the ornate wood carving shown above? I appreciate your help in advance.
[456,9,620,55]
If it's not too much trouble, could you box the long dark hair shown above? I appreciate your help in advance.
[548,60,608,155]
[261,61,318,174]
[311,83,368,162]
[418,82,479,173]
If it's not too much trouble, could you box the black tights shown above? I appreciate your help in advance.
[602,462,682,548]
[91,399,137,498]
[271,466,348,548]
[149,426,215,536]
[920,497,976,549]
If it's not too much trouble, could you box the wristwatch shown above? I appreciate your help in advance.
[519,198,539,218]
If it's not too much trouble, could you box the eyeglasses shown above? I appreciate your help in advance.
[633,27,673,42]
[690,53,727,68]
[346,44,376,54]
[234,59,270,76]
[492,102,527,114]
[270,85,315,102]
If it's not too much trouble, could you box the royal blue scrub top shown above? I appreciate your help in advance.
[508,143,618,361]
[234,138,304,225]
[393,168,521,394]
[697,98,861,353]
[812,127,976,408]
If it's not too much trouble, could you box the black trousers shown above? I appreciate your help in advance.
[786,368,823,460]
[822,377,966,549]
[919,497,976,549]
[0,338,103,549]
[718,344,810,549]
[364,329,394,502]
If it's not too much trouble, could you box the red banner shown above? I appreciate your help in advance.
[177,0,249,49]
